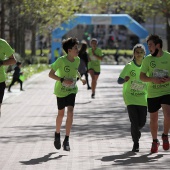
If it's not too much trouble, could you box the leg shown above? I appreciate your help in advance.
[18,78,23,90]
[85,71,91,89]
[88,69,95,94]
[150,111,158,140]
[127,105,140,152]
[54,108,65,150]
[0,82,6,116]
[127,105,140,143]
[162,104,170,135]
[138,106,147,130]
[56,108,65,133]
[161,104,170,150]
[8,78,17,91]
[65,106,74,136]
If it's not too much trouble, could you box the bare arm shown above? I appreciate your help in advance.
[140,72,170,84]
[49,69,61,81]
[77,71,86,85]
[49,69,74,85]
[0,55,16,66]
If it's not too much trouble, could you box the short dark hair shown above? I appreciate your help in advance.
[16,61,21,66]
[146,34,163,48]
[62,37,79,53]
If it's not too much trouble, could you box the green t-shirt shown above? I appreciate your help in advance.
[141,51,170,98]
[119,61,147,106]
[88,47,103,72]
[51,55,80,97]
[0,39,15,83]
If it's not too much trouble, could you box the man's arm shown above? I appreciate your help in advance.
[140,72,167,84]
[0,55,16,66]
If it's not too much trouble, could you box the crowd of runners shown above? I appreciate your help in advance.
[0,34,170,153]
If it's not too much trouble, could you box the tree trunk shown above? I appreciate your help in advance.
[31,24,36,56]
[166,18,170,52]
[0,0,5,38]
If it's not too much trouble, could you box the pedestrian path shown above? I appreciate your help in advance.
[0,65,169,170]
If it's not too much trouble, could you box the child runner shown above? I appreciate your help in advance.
[88,38,103,98]
[8,61,24,92]
[117,44,147,152]
[49,37,86,151]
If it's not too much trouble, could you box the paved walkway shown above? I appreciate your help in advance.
[0,65,170,170]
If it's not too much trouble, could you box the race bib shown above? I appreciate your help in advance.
[131,80,145,91]
[153,68,169,78]
[62,78,77,88]
[90,55,96,61]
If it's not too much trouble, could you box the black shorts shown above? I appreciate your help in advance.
[147,94,170,113]
[57,93,76,110]
[0,82,6,103]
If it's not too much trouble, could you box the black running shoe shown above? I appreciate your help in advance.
[132,142,139,152]
[63,141,70,151]
[91,93,95,99]
[54,133,61,150]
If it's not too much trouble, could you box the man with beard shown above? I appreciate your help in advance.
[140,34,170,153]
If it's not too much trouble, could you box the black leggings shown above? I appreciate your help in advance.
[127,105,147,143]
[0,82,6,103]
[8,77,23,90]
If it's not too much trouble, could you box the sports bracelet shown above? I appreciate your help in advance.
[60,78,64,83]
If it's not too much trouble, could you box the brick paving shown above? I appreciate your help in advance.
[0,65,170,170]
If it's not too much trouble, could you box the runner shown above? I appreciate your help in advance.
[117,44,147,152]
[49,37,86,151]
[88,38,103,98]
[78,43,91,90]
[140,34,170,153]
[0,38,16,117]
[8,61,24,92]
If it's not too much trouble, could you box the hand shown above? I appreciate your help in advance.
[63,79,74,85]
[160,77,170,83]
[81,79,86,85]
[152,77,167,84]
[124,76,130,82]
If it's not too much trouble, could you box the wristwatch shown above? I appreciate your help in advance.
[60,78,64,83]
[0,61,3,66]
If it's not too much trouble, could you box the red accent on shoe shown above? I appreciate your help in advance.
[151,141,160,153]
[162,136,170,150]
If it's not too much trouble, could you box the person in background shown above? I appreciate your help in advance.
[140,34,170,153]
[87,38,103,98]
[0,38,16,116]
[8,61,24,92]
[117,44,147,152]
[78,43,91,90]
[49,37,86,151]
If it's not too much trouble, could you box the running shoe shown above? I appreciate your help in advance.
[91,93,95,99]
[162,134,170,150]
[54,132,61,150]
[132,142,139,152]
[63,141,70,151]
[151,140,160,153]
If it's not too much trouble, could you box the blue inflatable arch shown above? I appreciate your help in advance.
[51,14,149,63]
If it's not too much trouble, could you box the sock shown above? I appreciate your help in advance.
[55,132,60,138]
[162,133,168,137]
[153,139,159,143]
[64,135,69,142]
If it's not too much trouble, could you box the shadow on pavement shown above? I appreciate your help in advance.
[20,152,67,165]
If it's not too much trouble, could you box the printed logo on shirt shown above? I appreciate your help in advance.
[64,66,70,72]
[150,61,156,68]
[130,70,136,77]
